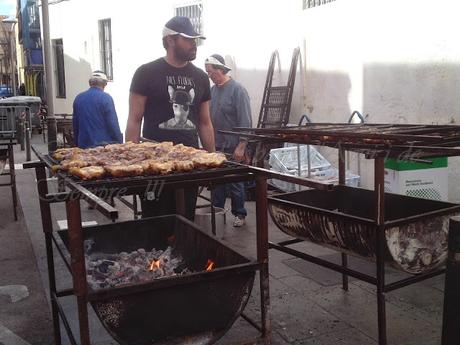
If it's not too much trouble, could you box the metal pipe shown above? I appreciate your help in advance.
[41,0,57,152]
[268,242,378,285]
[9,27,17,96]
[374,157,387,345]
[338,146,348,291]
[255,176,271,340]
[35,164,62,344]
[442,216,460,345]
[65,198,90,345]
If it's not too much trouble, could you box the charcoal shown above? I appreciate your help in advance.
[85,245,195,290]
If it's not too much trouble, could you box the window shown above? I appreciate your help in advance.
[99,18,113,80]
[175,2,203,45]
[303,0,336,9]
[52,38,66,98]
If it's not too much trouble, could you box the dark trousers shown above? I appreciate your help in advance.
[212,182,247,218]
[212,146,247,218]
[140,185,198,221]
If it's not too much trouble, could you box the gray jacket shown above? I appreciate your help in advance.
[210,78,252,150]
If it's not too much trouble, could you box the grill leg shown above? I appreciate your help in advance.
[255,176,271,342]
[66,198,90,345]
[338,147,348,291]
[175,188,186,217]
[35,165,62,345]
[374,157,387,345]
[442,217,460,345]
[341,253,349,291]
[8,143,18,220]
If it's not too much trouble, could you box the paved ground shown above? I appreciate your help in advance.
[0,134,447,345]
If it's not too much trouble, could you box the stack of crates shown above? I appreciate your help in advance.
[269,145,360,192]
[0,106,17,138]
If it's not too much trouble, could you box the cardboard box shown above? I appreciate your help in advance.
[384,157,448,201]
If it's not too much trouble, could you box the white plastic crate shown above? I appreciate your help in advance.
[269,145,331,173]
[269,167,360,192]
[269,145,360,192]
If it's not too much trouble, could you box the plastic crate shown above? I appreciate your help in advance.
[269,145,331,174]
[269,145,360,192]
[270,167,360,192]
[0,106,16,137]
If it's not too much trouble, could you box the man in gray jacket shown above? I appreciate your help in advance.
[205,54,252,227]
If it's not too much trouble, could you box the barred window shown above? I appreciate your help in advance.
[52,38,66,98]
[99,18,113,80]
[175,2,203,45]
[303,0,336,9]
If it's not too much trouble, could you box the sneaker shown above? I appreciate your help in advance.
[233,216,245,227]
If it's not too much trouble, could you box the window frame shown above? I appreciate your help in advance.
[52,38,66,98]
[98,18,113,81]
[174,1,203,46]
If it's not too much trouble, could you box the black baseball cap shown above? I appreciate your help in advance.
[162,16,206,39]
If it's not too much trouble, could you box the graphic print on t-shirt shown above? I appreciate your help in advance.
[159,76,197,130]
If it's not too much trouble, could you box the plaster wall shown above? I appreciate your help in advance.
[45,0,460,200]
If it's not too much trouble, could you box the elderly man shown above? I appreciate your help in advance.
[205,54,252,227]
[72,70,122,148]
[126,16,215,220]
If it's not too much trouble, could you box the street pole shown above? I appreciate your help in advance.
[41,0,57,152]
[1,18,18,96]
[9,29,17,96]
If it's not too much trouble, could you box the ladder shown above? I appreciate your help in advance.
[256,47,300,129]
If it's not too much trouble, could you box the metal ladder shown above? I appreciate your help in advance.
[256,47,300,129]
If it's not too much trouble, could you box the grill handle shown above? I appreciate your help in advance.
[46,180,118,220]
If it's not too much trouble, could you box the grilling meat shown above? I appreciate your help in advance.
[52,142,227,180]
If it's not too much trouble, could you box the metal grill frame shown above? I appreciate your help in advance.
[24,146,272,345]
[225,123,460,345]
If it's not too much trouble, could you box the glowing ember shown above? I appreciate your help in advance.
[148,259,161,271]
[205,259,215,271]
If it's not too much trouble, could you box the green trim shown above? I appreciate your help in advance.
[385,157,448,171]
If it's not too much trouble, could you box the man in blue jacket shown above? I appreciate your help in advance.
[73,71,123,148]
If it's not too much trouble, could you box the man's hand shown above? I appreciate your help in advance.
[233,141,247,162]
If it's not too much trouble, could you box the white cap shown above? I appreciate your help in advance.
[91,70,108,82]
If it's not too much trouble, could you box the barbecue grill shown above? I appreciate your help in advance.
[269,185,460,274]
[225,123,460,345]
[25,147,272,345]
[57,215,257,345]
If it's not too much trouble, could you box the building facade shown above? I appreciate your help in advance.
[17,0,44,99]
[41,0,460,199]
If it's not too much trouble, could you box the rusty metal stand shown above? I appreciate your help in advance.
[374,156,387,345]
[0,139,18,220]
[26,157,272,345]
[30,162,63,345]
[441,216,460,345]
[267,150,448,345]
[255,176,271,340]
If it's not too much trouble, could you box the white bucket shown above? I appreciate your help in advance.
[195,206,226,238]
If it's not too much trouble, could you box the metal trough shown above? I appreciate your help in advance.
[58,215,257,345]
[268,186,460,274]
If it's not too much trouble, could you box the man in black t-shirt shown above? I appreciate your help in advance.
[126,16,215,220]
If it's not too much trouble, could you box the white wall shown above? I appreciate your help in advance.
[45,0,460,200]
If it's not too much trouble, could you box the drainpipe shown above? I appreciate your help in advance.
[41,0,57,152]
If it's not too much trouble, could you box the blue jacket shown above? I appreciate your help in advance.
[72,87,123,148]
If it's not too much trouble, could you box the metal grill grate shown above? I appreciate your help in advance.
[303,0,336,9]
